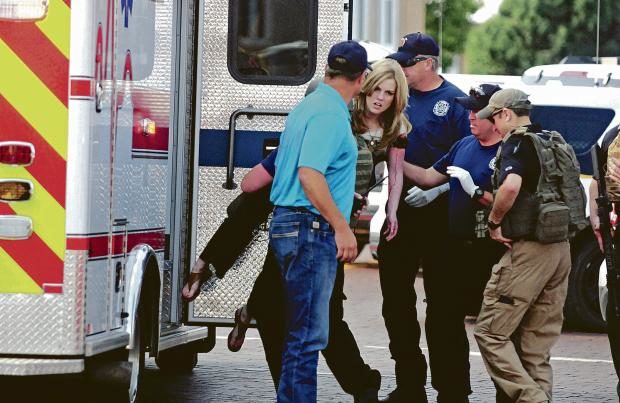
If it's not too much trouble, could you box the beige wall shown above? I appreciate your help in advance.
[353,0,426,50]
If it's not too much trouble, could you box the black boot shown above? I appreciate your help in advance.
[353,369,381,403]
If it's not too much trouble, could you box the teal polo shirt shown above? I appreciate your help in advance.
[270,82,357,221]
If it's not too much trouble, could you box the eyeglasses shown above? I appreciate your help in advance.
[488,108,504,123]
[402,56,429,67]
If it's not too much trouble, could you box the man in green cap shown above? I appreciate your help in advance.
[474,88,571,403]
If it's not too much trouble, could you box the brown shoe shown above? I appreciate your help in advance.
[227,305,251,352]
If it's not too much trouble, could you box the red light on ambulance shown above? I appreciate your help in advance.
[0,142,35,166]
[0,180,33,202]
[0,0,49,21]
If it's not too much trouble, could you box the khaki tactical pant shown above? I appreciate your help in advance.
[474,240,571,403]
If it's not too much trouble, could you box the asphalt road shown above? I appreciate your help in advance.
[140,265,617,403]
[3,265,618,402]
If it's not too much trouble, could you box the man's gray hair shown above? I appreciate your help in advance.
[419,54,439,71]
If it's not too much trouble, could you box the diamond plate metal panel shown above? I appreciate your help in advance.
[85,260,109,335]
[112,163,168,229]
[193,167,269,319]
[200,0,344,130]
[0,358,84,376]
[161,261,172,324]
[0,251,86,356]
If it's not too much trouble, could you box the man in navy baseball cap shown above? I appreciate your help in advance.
[327,40,371,75]
[455,84,502,111]
[387,32,440,67]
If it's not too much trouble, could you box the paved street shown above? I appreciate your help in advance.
[139,265,618,403]
[4,265,618,402]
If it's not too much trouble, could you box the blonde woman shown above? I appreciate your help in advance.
[351,58,412,240]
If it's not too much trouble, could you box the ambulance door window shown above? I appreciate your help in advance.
[530,106,615,175]
[227,0,318,85]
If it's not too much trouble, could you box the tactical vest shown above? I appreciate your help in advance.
[492,126,587,243]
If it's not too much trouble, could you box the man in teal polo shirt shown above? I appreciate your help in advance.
[269,40,368,403]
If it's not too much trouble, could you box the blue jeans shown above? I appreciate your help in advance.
[270,207,338,403]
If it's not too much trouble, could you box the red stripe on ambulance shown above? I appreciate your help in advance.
[0,96,67,206]
[0,23,69,107]
[0,204,64,291]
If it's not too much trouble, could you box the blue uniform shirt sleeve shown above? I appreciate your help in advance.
[260,149,278,177]
[433,140,459,175]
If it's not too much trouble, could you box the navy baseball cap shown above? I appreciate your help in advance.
[455,84,502,111]
[387,32,439,67]
[327,40,370,74]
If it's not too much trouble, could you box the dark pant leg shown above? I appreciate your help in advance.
[462,239,507,316]
[378,205,427,393]
[322,262,375,396]
[247,248,286,389]
[607,299,620,398]
[423,236,471,400]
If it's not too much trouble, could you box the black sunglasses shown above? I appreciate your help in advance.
[402,56,429,67]
[469,87,487,101]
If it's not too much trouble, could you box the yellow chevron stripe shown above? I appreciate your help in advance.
[0,167,65,261]
[0,39,68,160]
[35,0,70,58]
[0,247,43,294]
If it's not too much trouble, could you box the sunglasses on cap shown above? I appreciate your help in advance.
[402,56,430,67]
[469,86,488,100]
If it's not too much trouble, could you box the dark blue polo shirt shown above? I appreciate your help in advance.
[434,136,501,238]
[405,79,471,169]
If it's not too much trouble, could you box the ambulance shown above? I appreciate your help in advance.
[0,0,347,401]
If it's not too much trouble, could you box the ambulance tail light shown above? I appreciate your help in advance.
[0,0,49,21]
[0,180,33,202]
[0,142,35,166]
[0,215,32,240]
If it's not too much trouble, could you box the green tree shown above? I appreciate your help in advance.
[465,0,620,74]
[426,0,481,70]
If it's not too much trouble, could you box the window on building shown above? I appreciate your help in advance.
[228,0,318,85]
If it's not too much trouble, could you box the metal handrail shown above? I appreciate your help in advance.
[224,107,289,189]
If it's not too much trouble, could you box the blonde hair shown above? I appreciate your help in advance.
[351,58,412,150]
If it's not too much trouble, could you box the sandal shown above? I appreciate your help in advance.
[182,262,212,302]
[228,305,251,352]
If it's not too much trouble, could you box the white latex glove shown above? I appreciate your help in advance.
[405,183,450,207]
[446,166,477,197]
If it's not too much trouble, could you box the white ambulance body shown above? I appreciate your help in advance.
[0,0,346,400]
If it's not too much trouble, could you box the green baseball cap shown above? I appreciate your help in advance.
[476,88,532,120]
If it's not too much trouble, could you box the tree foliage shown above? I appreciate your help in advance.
[425,0,481,70]
[465,0,620,74]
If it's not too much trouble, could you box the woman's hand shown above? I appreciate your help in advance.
[384,212,399,241]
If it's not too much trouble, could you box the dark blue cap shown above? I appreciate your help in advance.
[387,32,439,67]
[327,40,370,74]
[455,84,502,111]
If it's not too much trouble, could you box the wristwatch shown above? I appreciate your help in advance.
[487,220,502,230]
[472,187,484,201]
